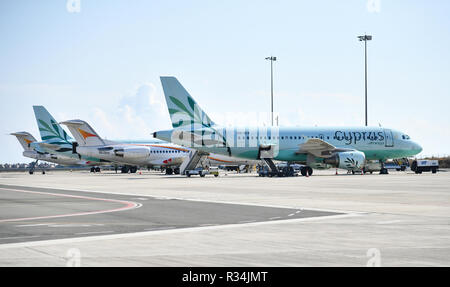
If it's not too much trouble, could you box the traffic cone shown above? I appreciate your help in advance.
[335,169,338,175]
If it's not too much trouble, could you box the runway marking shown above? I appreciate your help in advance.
[0,187,141,223]
[75,231,114,235]
[16,223,49,228]
[269,217,281,220]
[0,235,40,241]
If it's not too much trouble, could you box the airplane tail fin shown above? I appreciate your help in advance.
[160,76,215,129]
[10,132,37,151]
[60,120,105,146]
[33,106,73,144]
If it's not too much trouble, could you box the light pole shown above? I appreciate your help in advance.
[358,35,372,126]
[265,56,276,126]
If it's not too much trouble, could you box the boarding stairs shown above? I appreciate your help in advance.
[179,150,209,175]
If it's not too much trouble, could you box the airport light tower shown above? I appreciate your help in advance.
[358,35,372,126]
[265,56,276,126]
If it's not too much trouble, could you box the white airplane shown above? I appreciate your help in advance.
[10,131,96,174]
[153,77,423,176]
[61,119,258,174]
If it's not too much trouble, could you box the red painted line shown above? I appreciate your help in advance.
[0,187,141,223]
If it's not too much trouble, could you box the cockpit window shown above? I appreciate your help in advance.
[402,135,411,140]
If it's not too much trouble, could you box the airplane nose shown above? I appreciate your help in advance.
[413,142,422,154]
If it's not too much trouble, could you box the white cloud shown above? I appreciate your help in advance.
[89,82,172,140]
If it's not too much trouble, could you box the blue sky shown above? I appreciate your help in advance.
[1,0,449,162]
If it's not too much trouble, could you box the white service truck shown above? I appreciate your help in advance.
[411,160,439,174]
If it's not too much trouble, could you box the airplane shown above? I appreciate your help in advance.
[60,119,259,174]
[10,131,99,174]
[31,106,109,172]
[153,76,423,176]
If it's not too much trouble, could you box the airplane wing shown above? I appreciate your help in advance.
[297,138,352,158]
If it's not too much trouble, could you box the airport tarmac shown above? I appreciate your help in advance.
[0,169,449,266]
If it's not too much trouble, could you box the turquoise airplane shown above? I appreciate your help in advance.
[153,77,423,176]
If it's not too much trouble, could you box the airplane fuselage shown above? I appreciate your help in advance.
[155,126,422,164]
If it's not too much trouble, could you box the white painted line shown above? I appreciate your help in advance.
[0,187,141,223]
[75,231,114,235]
[0,213,361,249]
[0,235,40,241]
[16,223,49,228]
[269,217,281,220]
[288,213,295,217]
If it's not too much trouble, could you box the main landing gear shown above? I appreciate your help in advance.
[121,165,138,173]
[164,167,181,175]
[90,167,101,173]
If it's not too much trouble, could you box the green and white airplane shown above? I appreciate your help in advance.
[29,106,109,170]
[153,77,423,176]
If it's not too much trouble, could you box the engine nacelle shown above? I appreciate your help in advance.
[113,147,151,159]
[323,151,365,170]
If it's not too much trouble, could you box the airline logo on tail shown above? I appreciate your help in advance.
[160,76,215,129]
[78,128,97,140]
[24,138,33,145]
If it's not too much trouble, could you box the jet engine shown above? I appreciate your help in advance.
[113,147,151,159]
[323,151,365,170]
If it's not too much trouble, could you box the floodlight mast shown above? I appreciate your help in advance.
[358,35,372,126]
[265,56,277,126]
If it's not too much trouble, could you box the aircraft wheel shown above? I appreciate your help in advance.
[95,167,100,172]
